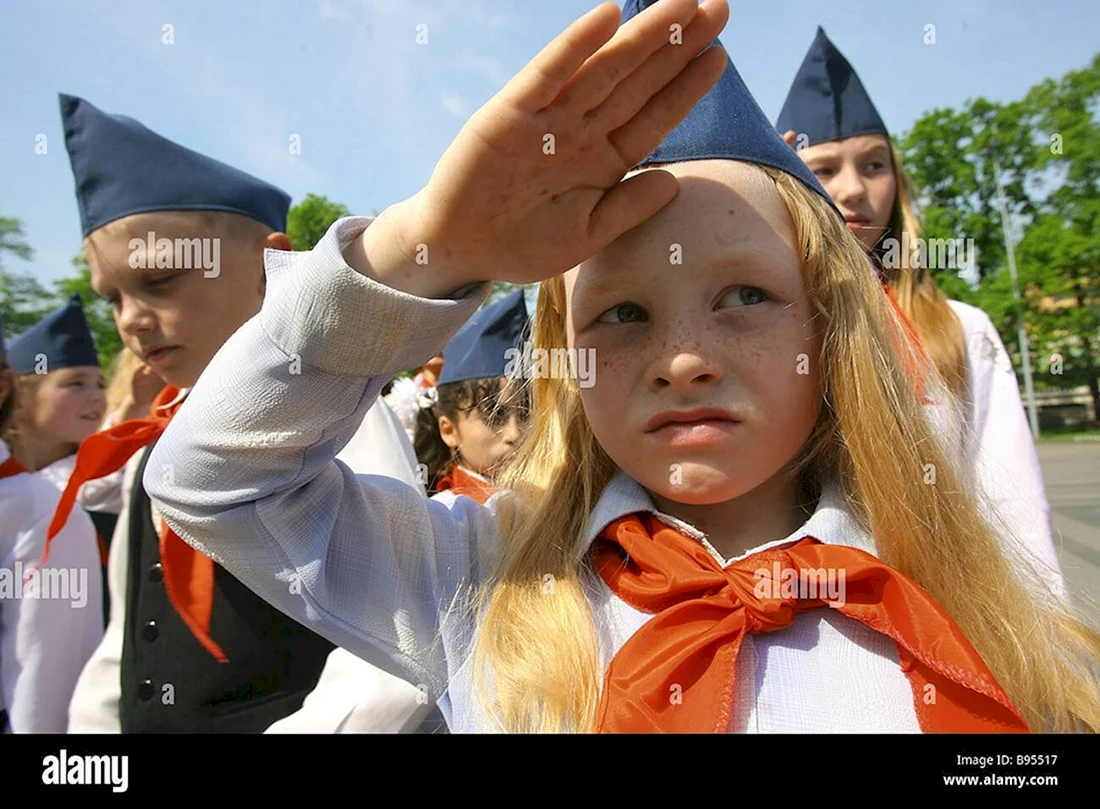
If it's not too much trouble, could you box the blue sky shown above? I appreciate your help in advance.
[2,0,1098,285]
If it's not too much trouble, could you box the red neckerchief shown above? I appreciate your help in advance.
[591,513,1028,733]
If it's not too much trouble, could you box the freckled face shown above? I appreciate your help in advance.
[563,161,824,506]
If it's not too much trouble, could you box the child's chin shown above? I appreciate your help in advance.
[647,466,743,505]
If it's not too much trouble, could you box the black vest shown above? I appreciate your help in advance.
[119,445,334,732]
[87,510,117,627]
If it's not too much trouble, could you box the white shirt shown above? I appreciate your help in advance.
[145,217,932,733]
[36,453,124,515]
[67,369,436,734]
[0,440,104,732]
[946,300,1063,599]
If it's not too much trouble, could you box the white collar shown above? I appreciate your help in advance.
[576,470,875,567]
[156,387,190,413]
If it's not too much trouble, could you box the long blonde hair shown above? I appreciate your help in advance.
[471,164,1100,733]
[883,141,969,397]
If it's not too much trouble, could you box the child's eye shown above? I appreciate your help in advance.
[719,286,769,308]
[147,273,177,287]
[810,166,834,178]
[864,160,888,173]
[596,302,648,324]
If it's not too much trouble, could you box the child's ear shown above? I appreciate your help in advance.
[438,415,460,449]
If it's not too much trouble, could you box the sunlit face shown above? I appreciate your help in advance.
[439,379,528,479]
[22,366,106,445]
[85,212,283,389]
[794,134,896,251]
[564,160,823,507]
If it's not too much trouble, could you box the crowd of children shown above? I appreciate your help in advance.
[1,0,1096,734]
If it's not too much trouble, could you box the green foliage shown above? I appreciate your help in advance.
[286,193,352,250]
[900,53,1100,417]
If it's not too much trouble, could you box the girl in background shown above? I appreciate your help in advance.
[414,290,530,502]
[0,315,104,731]
[776,27,1063,597]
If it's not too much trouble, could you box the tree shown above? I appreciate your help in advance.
[0,215,51,339]
[900,54,1100,420]
[286,194,351,250]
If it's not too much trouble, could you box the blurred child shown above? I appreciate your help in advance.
[776,27,1063,595]
[413,290,530,501]
[146,0,1099,733]
[0,315,103,732]
[55,93,434,733]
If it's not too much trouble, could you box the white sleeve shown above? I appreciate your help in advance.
[67,452,143,732]
[265,398,430,733]
[1,494,103,733]
[954,302,1065,601]
[146,216,498,700]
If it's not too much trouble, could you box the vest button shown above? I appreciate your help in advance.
[149,562,163,582]
[143,621,158,642]
[138,680,155,701]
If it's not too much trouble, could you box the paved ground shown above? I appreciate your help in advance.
[1036,440,1100,623]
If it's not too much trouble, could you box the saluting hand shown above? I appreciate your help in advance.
[351,0,730,298]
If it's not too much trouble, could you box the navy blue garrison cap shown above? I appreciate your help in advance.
[623,0,837,215]
[60,93,291,237]
[438,290,529,386]
[7,295,100,375]
[775,27,888,147]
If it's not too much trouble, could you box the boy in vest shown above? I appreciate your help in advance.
[57,94,434,732]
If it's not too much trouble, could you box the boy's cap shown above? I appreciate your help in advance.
[775,26,888,147]
[624,0,838,216]
[60,93,291,237]
[438,289,529,386]
[7,294,100,375]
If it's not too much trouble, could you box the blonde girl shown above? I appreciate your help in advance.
[146,0,1098,733]
[777,27,1062,596]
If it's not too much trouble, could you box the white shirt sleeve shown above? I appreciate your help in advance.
[949,300,1065,601]
[66,451,143,732]
[146,216,498,702]
[265,398,433,733]
[1,480,103,733]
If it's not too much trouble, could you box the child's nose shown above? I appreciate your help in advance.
[831,165,866,206]
[651,350,721,395]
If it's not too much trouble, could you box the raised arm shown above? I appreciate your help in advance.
[147,0,731,702]
[146,217,495,695]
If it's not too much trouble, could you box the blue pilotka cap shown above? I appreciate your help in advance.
[775,26,889,147]
[59,93,291,237]
[623,0,840,218]
[437,290,529,386]
[7,294,100,375]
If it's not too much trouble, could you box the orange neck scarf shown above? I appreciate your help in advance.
[591,513,1028,733]
[0,455,28,479]
[46,386,227,663]
[436,465,495,504]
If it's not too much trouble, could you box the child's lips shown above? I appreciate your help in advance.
[143,345,180,364]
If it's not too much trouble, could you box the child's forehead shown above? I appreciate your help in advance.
[587,162,788,263]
